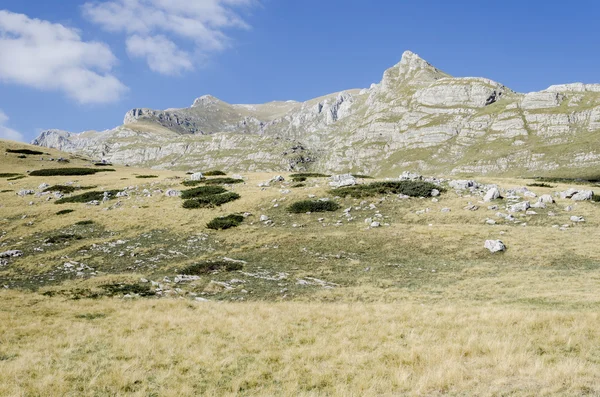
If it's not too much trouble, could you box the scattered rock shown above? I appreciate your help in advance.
[484,240,506,253]
[538,194,554,204]
[0,250,23,258]
[572,190,594,201]
[260,215,270,222]
[570,215,585,222]
[431,189,440,197]
[400,171,422,181]
[38,183,50,190]
[329,174,356,188]
[509,201,530,212]
[16,189,34,197]
[370,221,381,228]
[190,172,204,181]
[165,189,181,197]
[483,187,501,202]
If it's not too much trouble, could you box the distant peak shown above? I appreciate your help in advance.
[399,50,433,69]
[192,95,222,107]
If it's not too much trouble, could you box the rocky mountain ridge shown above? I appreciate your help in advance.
[32,51,600,177]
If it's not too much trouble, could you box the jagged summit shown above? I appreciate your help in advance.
[32,50,600,177]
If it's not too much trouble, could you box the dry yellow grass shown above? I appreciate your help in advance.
[0,292,599,396]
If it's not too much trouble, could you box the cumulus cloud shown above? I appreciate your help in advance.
[0,10,127,104]
[0,110,24,141]
[83,0,255,75]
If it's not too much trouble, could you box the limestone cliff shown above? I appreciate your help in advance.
[32,51,600,177]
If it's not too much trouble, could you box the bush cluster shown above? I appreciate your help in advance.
[0,173,21,178]
[182,192,240,209]
[203,177,244,185]
[135,175,158,179]
[352,174,374,179]
[203,170,227,176]
[289,173,330,178]
[181,186,227,199]
[6,148,44,155]
[55,190,120,204]
[30,168,115,176]
[101,283,155,297]
[55,209,75,215]
[180,260,243,275]
[207,214,244,230]
[527,182,554,188]
[45,234,83,244]
[75,220,94,225]
[333,181,442,198]
[287,200,341,213]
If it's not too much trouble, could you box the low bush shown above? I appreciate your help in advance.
[29,168,115,176]
[0,190,13,193]
[291,183,306,188]
[181,186,227,199]
[289,173,330,178]
[352,174,374,179]
[182,180,204,187]
[0,173,21,178]
[203,170,227,176]
[527,182,554,188]
[6,148,44,155]
[292,176,307,182]
[55,209,75,215]
[203,177,244,185]
[55,190,120,204]
[207,214,244,230]
[17,155,27,159]
[333,181,442,198]
[180,260,243,275]
[45,234,83,244]
[535,176,600,185]
[182,192,240,209]
[94,163,113,166]
[7,175,26,181]
[287,200,341,213]
[75,220,94,225]
[592,194,600,202]
[135,175,158,179]
[44,185,80,194]
[101,283,155,297]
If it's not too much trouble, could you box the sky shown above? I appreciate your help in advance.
[1,0,599,142]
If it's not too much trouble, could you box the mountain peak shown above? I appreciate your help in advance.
[192,95,223,107]
[378,50,448,90]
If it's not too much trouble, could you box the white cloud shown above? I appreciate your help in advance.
[83,0,255,75]
[0,110,24,141]
[0,10,127,104]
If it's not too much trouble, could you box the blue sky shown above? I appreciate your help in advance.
[1,0,599,142]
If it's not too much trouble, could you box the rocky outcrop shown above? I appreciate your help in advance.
[32,51,600,176]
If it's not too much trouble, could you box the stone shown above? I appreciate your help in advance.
[565,205,573,212]
[509,201,530,212]
[483,187,501,202]
[329,174,356,188]
[530,201,546,209]
[400,171,422,180]
[190,172,204,181]
[524,191,537,198]
[441,208,451,212]
[538,194,554,204]
[525,210,537,215]
[484,240,506,253]
[16,189,34,197]
[570,215,585,222]
[165,189,181,197]
[116,191,129,197]
[571,190,593,201]
[370,221,381,228]
[431,189,440,197]
[0,250,23,258]
[270,175,285,183]
[449,180,478,190]
[38,183,50,190]
[560,188,579,199]
[260,215,270,222]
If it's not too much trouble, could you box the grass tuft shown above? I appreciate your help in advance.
[290,173,330,178]
[0,173,21,178]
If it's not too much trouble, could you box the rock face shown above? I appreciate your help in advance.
[31,51,600,176]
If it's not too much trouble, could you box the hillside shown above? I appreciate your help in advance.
[32,51,600,178]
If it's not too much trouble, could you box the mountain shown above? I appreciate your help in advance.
[32,51,600,177]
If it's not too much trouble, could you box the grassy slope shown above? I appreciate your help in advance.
[1,139,600,395]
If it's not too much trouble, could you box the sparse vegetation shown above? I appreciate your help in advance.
[29,168,115,176]
[180,260,243,275]
[203,170,227,176]
[352,174,374,179]
[45,234,83,244]
[591,194,600,202]
[0,173,21,178]
[287,200,340,213]
[333,181,442,198]
[180,186,227,199]
[535,176,600,185]
[181,180,204,187]
[6,148,44,155]
[101,283,155,297]
[74,220,94,226]
[527,182,555,188]
[182,192,241,209]
[44,185,95,194]
[291,183,306,188]
[292,176,307,182]
[290,173,330,178]
[55,190,120,204]
[206,214,244,230]
[135,175,158,179]
[17,155,27,159]
[7,175,26,181]
[55,209,74,215]
[94,163,113,166]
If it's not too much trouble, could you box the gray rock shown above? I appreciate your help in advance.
[165,189,181,197]
[538,194,554,204]
[441,208,451,212]
[449,180,478,190]
[483,187,501,202]
[431,189,440,197]
[560,188,579,199]
[400,171,422,181]
[370,221,381,228]
[509,201,530,212]
[0,250,23,258]
[571,190,593,201]
[260,215,270,222]
[38,183,50,190]
[530,201,546,209]
[570,215,585,222]
[190,172,204,181]
[16,189,34,197]
[329,174,356,188]
[484,240,506,253]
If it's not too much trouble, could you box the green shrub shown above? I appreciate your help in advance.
[291,183,306,188]
[207,214,244,230]
[592,194,600,202]
[101,283,155,297]
[535,176,600,185]
[332,181,442,198]
[292,176,307,182]
[56,209,75,215]
[352,174,374,179]
[203,170,227,176]
[135,175,158,179]
[29,168,115,176]
[182,180,204,187]
[0,190,13,193]
[45,234,83,244]
[527,182,554,188]
[75,220,94,225]
[287,200,341,213]
[17,155,27,159]
[55,190,120,204]
[181,186,227,199]
[182,192,240,209]
[289,173,330,178]
[6,148,44,155]
[7,175,26,181]
[0,173,21,178]
[44,185,96,194]
[94,163,113,166]
[203,177,244,185]
[180,260,243,275]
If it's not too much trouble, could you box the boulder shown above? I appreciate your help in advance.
[570,216,585,222]
[370,221,381,228]
[571,190,593,201]
[190,172,204,181]
[270,175,285,183]
[165,189,181,197]
[431,189,440,197]
[400,171,422,181]
[38,183,50,190]
[329,174,356,188]
[538,194,554,204]
[509,201,530,212]
[560,188,579,199]
[483,187,501,202]
[449,180,478,190]
[16,189,35,197]
[484,240,506,253]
